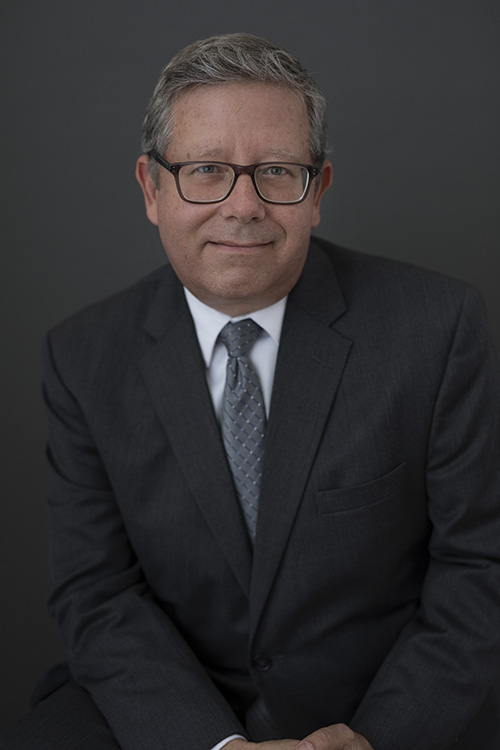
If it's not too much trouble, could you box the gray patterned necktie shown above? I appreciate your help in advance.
[220,319,266,542]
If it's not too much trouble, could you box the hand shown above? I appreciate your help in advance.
[225,724,373,750]
[296,724,374,750]
[225,741,298,749]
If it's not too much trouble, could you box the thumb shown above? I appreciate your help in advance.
[296,723,356,749]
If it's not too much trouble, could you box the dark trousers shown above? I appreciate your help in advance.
[0,674,120,749]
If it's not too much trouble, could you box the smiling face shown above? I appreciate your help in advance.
[136,82,332,316]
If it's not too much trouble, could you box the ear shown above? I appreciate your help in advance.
[135,155,159,226]
[311,159,333,229]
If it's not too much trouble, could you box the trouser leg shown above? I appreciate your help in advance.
[0,679,120,749]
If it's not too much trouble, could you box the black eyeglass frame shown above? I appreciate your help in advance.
[149,151,322,205]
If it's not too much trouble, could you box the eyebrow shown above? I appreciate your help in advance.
[193,148,225,159]
[190,147,305,162]
[266,149,304,161]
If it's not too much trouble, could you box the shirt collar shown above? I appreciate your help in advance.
[184,287,287,368]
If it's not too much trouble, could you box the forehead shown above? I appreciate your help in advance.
[168,82,311,161]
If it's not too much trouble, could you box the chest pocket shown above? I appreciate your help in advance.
[315,463,407,515]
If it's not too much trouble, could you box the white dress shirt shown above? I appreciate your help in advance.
[184,288,287,420]
[183,287,287,750]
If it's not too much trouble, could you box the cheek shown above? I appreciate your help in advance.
[280,206,316,248]
[156,204,220,282]
[157,201,210,245]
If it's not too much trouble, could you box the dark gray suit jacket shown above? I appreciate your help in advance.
[42,238,500,749]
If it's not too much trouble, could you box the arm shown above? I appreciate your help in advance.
[42,332,246,750]
[347,286,500,748]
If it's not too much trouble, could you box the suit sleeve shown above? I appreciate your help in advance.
[42,331,246,750]
[350,286,500,749]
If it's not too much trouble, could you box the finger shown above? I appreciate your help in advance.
[296,723,356,749]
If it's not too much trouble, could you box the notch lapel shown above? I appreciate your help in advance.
[139,268,252,596]
[250,243,353,632]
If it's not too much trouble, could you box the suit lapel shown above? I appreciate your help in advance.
[139,267,253,596]
[250,243,353,632]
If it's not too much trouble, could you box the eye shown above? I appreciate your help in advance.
[264,165,289,177]
[194,163,221,175]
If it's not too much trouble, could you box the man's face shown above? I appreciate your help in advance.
[136,82,332,316]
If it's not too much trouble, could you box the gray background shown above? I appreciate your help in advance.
[1,0,499,730]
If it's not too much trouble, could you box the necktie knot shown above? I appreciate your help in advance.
[220,319,263,359]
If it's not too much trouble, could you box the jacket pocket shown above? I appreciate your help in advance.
[316,463,407,514]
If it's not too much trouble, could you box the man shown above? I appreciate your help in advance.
[3,33,500,750]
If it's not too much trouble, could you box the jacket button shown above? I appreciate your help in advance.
[252,654,272,671]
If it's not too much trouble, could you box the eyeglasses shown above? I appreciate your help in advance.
[150,151,322,205]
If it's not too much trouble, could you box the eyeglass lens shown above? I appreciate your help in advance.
[177,163,309,203]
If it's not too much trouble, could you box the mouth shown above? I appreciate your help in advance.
[208,240,272,253]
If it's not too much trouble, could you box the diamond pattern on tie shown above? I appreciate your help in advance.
[220,319,266,542]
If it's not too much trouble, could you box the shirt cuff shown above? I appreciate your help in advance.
[210,734,247,750]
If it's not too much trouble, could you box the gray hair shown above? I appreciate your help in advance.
[141,33,328,184]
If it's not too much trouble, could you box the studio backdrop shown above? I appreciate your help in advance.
[1,0,499,729]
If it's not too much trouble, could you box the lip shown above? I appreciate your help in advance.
[209,241,271,253]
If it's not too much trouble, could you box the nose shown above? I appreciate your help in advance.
[219,173,266,223]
